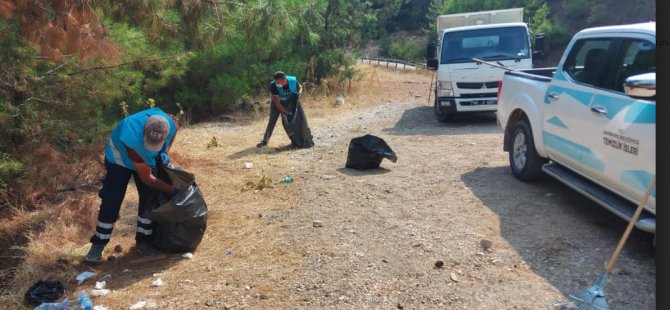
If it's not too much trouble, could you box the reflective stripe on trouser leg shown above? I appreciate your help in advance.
[134,169,159,243]
[90,161,133,245]
[136,217,153,242]
[94,221,114,241]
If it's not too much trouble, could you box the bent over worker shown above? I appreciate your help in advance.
[86,107,179,262]
[257,71,313,148]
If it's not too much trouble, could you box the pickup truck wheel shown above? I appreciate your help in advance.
[434,99,455,122]
[509,120,545,181]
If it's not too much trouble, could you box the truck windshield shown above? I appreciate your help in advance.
[440,26,529,64]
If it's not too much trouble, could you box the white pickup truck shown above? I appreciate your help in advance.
[496,22,656,234]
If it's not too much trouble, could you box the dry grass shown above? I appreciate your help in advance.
[0,64,432,309]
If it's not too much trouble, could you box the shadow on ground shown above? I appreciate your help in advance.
[461,166,655,309]
[79,246,183,290]
[68,200,189,297]
[383,106,501,136]
[337,167,392,176]
[228,144,296,159]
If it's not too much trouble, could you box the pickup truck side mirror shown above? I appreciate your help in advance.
[624,73,655,99]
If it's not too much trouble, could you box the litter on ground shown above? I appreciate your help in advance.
[76,271,97,284]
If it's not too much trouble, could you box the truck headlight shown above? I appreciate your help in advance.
[439,90,454,97]
[437,81,453,97]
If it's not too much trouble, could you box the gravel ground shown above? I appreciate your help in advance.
[264,96,656,309]
[10,68,653,310]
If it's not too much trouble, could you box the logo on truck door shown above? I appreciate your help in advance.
[603,129,639,156]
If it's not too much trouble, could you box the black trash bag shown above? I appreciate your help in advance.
[24,280,64,305]
[345,134,398,170]
[145,163,208,253]
[281,93,314,148]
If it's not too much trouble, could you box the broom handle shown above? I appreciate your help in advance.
[605,176,656,272]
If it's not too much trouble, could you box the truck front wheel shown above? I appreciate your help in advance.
[509,120,546,181]
[434,98,455,122]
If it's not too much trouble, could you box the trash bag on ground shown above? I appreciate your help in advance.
[281,93,314,148]
[145,163,208,253]
[345,134,397,170]
[24,280,64,305]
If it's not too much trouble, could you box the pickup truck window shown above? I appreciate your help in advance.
[440,26,529,64]
[564,39,613,88]
[613,39,656,92]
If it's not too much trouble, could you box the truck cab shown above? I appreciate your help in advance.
[426,8,543,121]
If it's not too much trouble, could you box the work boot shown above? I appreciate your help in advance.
[85,244,105,263]
[135,242,158,257]
[256,141,267,147]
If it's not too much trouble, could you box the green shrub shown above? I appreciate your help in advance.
[588,4,610,25]
[562,0,592,20]
[389,40,424,62]
[0,152,23,190]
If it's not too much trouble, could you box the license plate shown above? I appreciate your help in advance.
[472,100,496,105]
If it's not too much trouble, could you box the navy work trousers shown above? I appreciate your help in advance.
[261,95,298,144]
[90,161,157,246]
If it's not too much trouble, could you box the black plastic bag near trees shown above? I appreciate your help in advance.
[281,93,314,148]
[24,280,64,305]
[145,163,208,253]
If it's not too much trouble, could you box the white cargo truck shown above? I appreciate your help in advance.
[426,8,544,121]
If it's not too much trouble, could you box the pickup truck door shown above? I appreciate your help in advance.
[542,38,615,174]
[581,37,656,210]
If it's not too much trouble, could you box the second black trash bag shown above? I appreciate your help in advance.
[345,134,397,170]
[145,163,208,253]
[281,93,314,148]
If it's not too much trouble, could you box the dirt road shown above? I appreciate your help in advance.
[33,67,653,309]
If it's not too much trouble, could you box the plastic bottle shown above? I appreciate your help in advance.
[76,291,93,310]
[280,176,294,184]
[33,299,69,310]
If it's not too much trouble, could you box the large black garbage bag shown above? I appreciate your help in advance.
[281,93,314,148]
[146,163,208,253]
[345,134,398,170]
[24,280,64,305]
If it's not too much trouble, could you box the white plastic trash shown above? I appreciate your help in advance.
[91,289,111,297]
[182,252,193,259]
[93,306,109,310]
[150,279,163,287]
[244,162,253,169]
[76,271,97,284]
[94,281,106,289]
[129,301,147,309]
